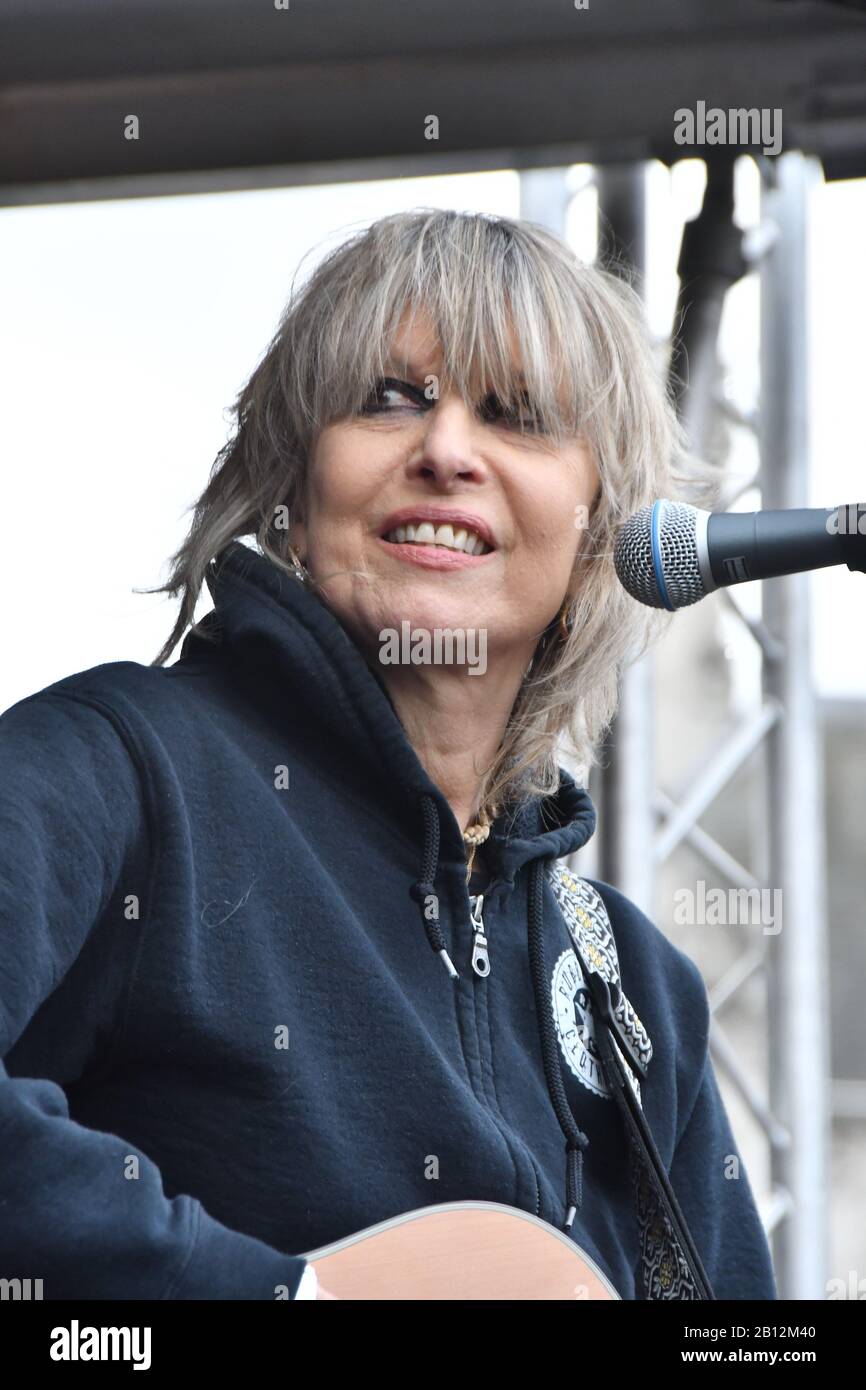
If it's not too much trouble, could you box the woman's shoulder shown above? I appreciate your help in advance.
[2,659,152,733]
[3,648,229,726]
[0,656,233,799]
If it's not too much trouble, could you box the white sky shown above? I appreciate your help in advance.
[0,160,863,713]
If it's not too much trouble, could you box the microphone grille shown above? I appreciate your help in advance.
[614,501,709,609]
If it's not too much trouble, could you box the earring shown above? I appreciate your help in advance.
[287,545,307,584]
[532,597,573,669]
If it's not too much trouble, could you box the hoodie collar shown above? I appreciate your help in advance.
[180,540,597,875]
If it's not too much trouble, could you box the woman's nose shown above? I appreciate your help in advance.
[405,393,489,488]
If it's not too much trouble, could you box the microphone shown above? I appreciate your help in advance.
[613,500,866,610]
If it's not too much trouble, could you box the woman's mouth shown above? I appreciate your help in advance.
[377,511,498,570]
[382,522,492,556]
[378,519,497,567]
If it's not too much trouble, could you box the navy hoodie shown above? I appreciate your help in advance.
[0,541,777,1300]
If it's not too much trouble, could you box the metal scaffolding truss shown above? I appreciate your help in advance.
[527,152,829,1299]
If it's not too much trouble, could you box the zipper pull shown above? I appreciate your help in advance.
[470,894,490,977]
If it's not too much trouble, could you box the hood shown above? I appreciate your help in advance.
[181,539,601,1229]
[184,540,597,883]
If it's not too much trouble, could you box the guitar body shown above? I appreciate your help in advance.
[303,1200,620,1300]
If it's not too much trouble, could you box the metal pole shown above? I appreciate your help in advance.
[594,164,656,915]
[759,152,829,1299]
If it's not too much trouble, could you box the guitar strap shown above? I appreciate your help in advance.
[551,867,715,1301]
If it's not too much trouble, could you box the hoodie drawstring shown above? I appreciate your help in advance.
[409,793,590,1232]
[409,794,458,978]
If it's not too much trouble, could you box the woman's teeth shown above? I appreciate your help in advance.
[384,522,491,555]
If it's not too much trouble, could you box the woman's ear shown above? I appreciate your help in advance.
[285,488,308,560]
[287,518,307,562]
[286,469,311,560]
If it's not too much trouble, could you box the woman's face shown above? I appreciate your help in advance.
[290,309,600,674]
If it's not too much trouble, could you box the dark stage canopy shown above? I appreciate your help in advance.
[2,0,866,202]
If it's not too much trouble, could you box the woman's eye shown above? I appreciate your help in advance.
[479,391,546,432]
[360,377,427,414]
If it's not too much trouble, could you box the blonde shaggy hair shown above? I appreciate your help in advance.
[149,207,706,819]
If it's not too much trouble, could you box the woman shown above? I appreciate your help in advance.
[0,209,776,1300]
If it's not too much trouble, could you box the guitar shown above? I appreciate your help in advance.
[302,1200,620,1299]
